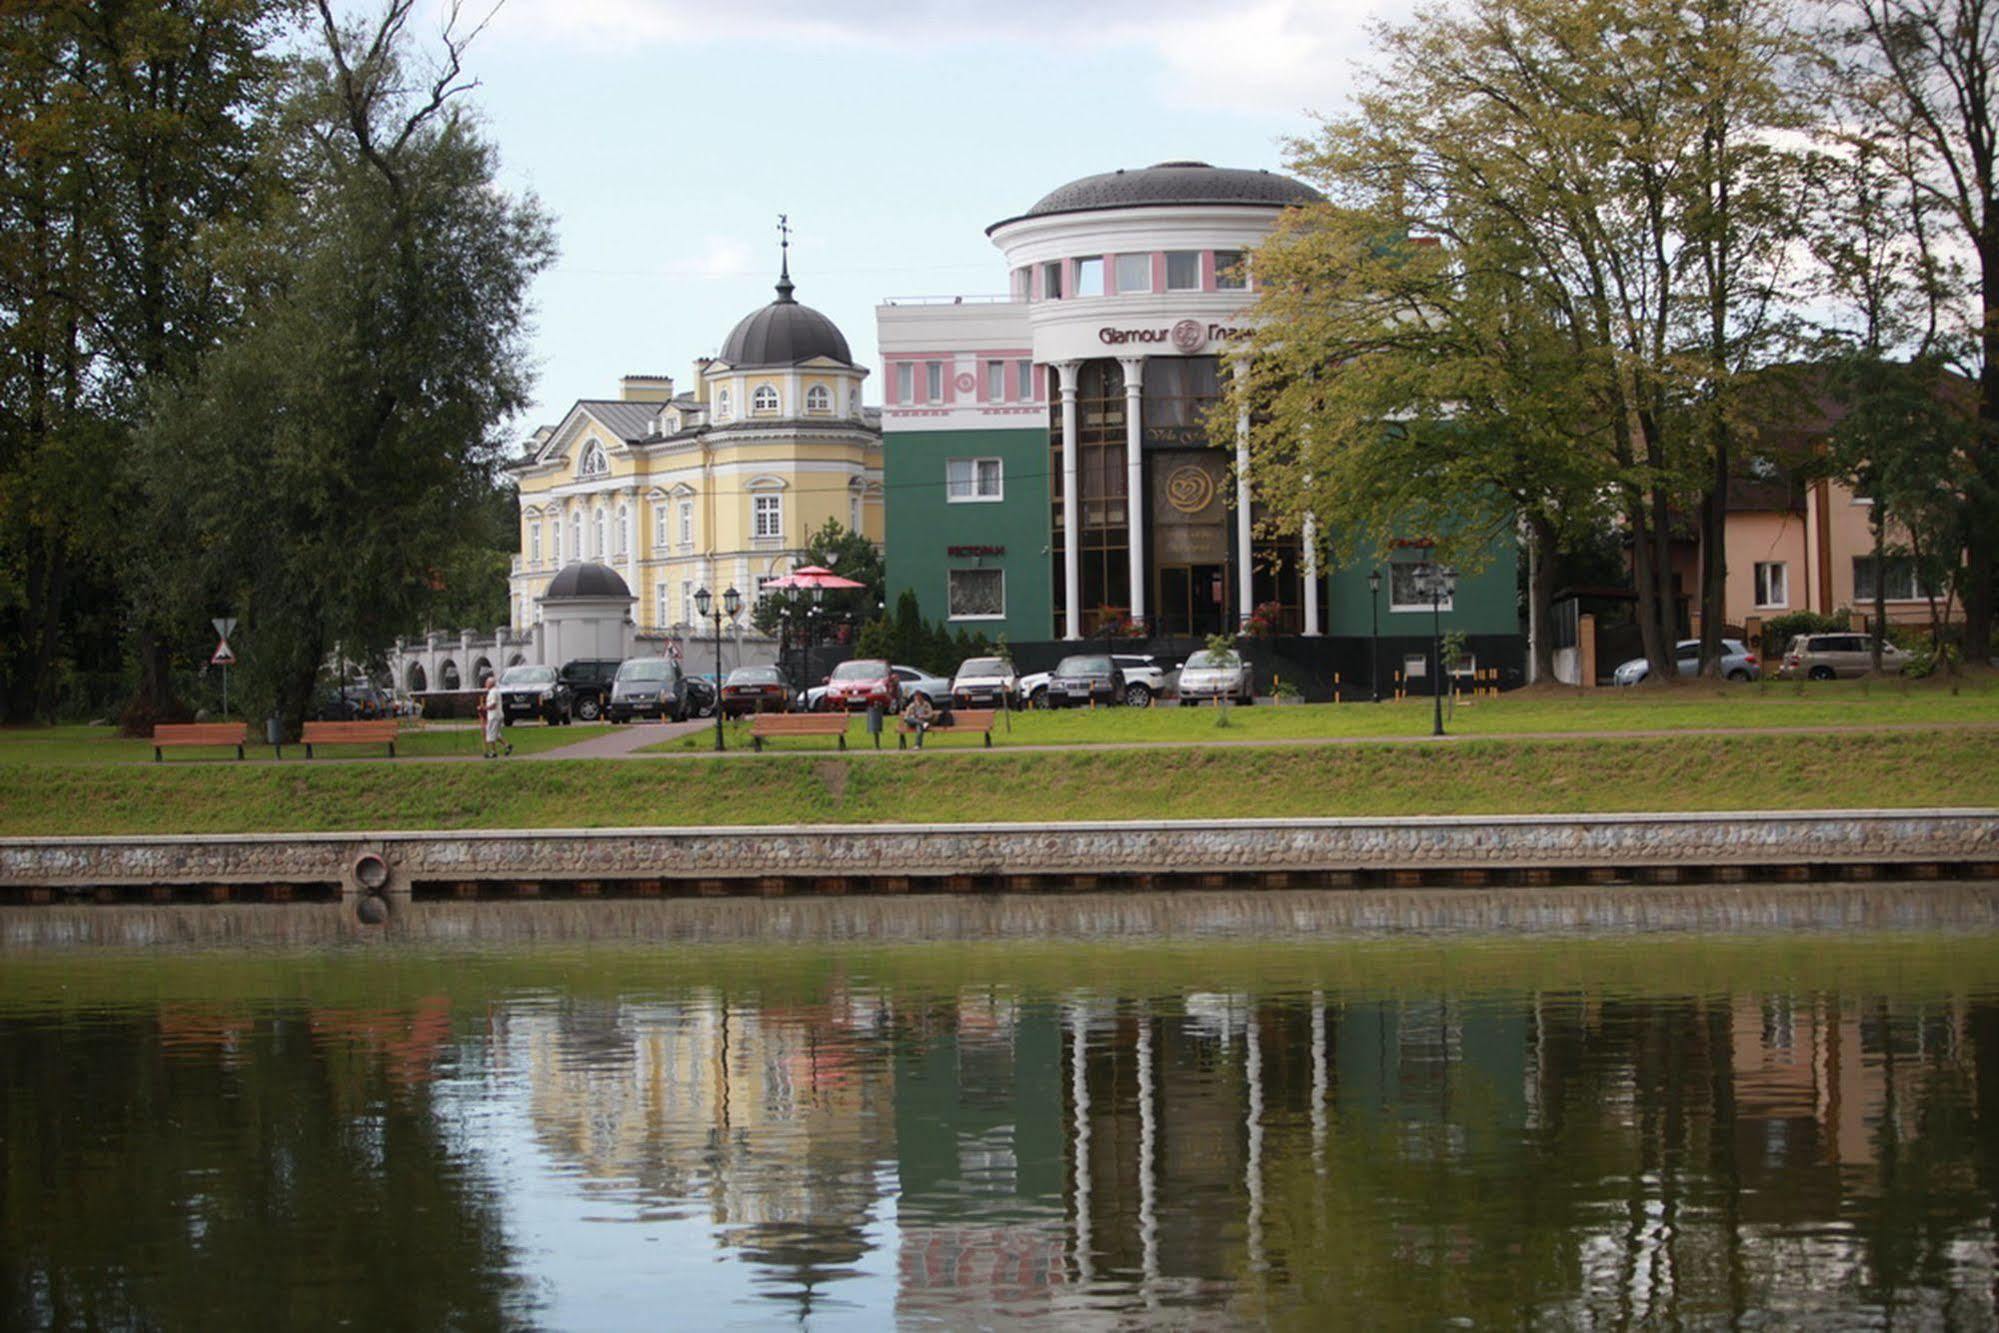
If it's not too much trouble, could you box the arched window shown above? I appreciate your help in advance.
[529,519,542,566]
[717,388,732,420]
[473,657,492,683]
[508,653,525,667]
[593,507,606,561]
[440,660,460,690]
[806,384,830,414]
[849,387,861,417]
[753,384,779,415]
[579,440,608,478]
[407,662,427,692]
[849,480,864,533]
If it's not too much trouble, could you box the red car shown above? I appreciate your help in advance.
[820,658,900,712]
[720,665,793,717]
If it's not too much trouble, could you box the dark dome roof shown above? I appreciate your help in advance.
[989,160,1323,232]
[717,265,852,369]
[544,562,632,600]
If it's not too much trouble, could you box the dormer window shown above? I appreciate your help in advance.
[806,384,831,414]
[717,388,732,421]
[578,440,608,478]
[752,384,779,415]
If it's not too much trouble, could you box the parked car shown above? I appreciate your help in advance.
[951,656,1019,709]
[891,664,953,710]
[820,658,899,712]
[607,657,693,722]
[1176,648,1254,705]
[312,677,392,721]
[1612,638,1761,686]
[1110,654,1171,708]
[1778,633,1910,680]
[497,663,571,724]
[559,658,623,721]
[683,673,721,718]
[1019,669,1053,709]
[721,665,793,717]
[1047,654,1126,707]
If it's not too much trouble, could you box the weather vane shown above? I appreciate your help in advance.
[778,213,791,279]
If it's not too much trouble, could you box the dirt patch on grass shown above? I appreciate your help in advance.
[815,759,849,805]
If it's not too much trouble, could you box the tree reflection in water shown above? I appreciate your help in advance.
[1,932,1997,1328]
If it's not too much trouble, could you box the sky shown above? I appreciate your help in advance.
[434,0,1410,435]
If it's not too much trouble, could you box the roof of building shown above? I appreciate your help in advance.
[571,399,661,443]
[715,256,853,369]
[989,160,1324,232]
[544,562,633,600]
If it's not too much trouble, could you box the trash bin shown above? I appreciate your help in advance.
[865,702,884,749]
[266,716,283,747]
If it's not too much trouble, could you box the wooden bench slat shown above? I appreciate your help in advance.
[898,709,999,749]
[299,719,399,759]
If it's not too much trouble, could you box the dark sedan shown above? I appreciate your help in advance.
[1047,654,1125,708]
[721,665,793,717]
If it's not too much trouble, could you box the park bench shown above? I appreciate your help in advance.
[152,722,248,762]
[297,719,400,759]
[749,713,850,752]
[898,709,998,750]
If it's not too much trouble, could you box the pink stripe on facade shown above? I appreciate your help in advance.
[1201,250,1217,292]
[942,360,956,405]
[1152,251,1167,292]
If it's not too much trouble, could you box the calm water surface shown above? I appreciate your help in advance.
[5,895,1999,1329]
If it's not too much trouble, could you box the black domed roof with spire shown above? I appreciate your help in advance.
[716,229,853,369]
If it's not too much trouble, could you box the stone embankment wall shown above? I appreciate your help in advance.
[2,810,1995,895]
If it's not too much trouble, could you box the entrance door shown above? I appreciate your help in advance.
[1156,564,1226,636]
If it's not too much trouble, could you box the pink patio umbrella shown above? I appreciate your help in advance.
[766,564,865,590]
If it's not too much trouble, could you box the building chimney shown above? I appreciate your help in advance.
[619,374,674,402]
[692,357,713,404]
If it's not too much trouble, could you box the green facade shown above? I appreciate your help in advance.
[884,426,1053,644]
[1320,537,1521,638]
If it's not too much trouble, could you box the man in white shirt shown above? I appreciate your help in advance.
[479,673,509,758]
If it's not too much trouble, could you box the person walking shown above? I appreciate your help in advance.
[479,672,511,758]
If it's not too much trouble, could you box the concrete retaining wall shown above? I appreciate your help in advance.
[2,810,1995,893]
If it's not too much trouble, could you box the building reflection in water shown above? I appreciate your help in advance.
[490,976,1999,1326]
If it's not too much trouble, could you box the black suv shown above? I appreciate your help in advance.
[559,658,623,722]
[498,663,572,725]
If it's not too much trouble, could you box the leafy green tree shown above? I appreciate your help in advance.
[749,518,882,635]
[133,1,554,736]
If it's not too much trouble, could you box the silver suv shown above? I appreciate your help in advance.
[1778,633,1909,680]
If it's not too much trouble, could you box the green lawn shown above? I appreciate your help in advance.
[0,720,611,765]
[652,676,1999,752]
[1,730,1992,836]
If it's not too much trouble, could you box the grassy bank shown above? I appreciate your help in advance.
[0,729,1992,836]
[0,722,613,765]
[657,677,1999,752]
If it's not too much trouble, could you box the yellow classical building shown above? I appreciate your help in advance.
[506,257,882,636]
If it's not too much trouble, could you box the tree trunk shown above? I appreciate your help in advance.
[1527,510,1559,684]
[1872,501,1888,672]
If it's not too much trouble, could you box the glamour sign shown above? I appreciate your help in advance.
[1096,321,1250,351]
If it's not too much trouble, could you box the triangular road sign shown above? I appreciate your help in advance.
[211,639,236,667]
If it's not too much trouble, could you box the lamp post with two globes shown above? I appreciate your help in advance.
[693,585,741,752]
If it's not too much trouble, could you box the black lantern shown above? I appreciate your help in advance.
[1419,564,1458,737]
[1367,569,1383,704]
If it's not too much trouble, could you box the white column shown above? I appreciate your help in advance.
[1120,357,1147,626]
[1057,361,1083,640]
[1235,395,1254,629]
[1068,1003,1094,1284]
[1302,512,1321,636]
[1137,1004,1159,1303]
[624,485,640,605]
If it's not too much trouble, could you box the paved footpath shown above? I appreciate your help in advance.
[526,719,707,759]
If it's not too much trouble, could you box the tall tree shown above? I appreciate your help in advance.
[1831,0,1999,661]
[133,0,554,734]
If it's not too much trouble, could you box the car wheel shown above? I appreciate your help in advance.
[1124,683,1152,708]
[1727,668,1750,682]
[1808,665,1836,681]
[574,695,601,721]
[1030,687,1049,710]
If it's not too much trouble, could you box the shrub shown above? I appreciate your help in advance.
[1759,609,1850,656]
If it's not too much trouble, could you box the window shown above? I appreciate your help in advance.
[615,504,629,556]
[654,504,667,548]
[752,384,779,415]
[1017,360,1033,400]
[1854,555,1932,601]
[985,360,1005,401]
[1011,267,1031,301]
[948,568,1005,619]
[568,511,580,563]
[655,583,667,628]
[925,361,943,402]
[530,520,542,566]
[947,457,1003,501]
[1214,249,1247,290]
[1075,255,1105,296]
[806,384,830,413]
[717,388,732,420]
[1041,260,1064,300]
[681,580,693,624]
[593,508,606,560]
[755,574,776,602]
[1115,253,1152,294]
[850,484,864,532]
[849,387,861,416]
[895,363,913,403]
[578,440,608,478]
[1754,561,1788,608]
[1166,250,1201,290]
[678,499,694,548]
[1390,561,1452,611]
[753,493,783,540]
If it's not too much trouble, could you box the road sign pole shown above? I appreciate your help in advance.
[222,663,229,718]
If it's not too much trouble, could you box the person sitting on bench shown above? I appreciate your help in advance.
[902,692,936,748]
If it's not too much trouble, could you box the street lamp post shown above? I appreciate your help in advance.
[1367,569,1382,704]
[694,585,741,751]
[1422,565,1457,737]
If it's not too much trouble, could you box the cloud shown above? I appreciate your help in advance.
[482,0,1407,116]
[662,235,756,281]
